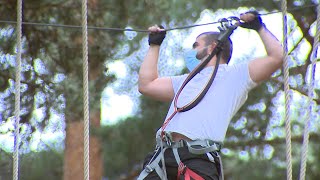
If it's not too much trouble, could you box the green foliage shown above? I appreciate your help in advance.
[95,96,170,178]
[0,150,63,180]
[0,0,217,133]
[223,142,320,180]
[0,151,12,180]
[0,0,319,179]
[20,150,63,180]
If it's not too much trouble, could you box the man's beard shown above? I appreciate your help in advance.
[196,47,209,60]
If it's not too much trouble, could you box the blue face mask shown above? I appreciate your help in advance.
[183,49,200,72]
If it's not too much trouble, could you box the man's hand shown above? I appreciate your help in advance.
[148,25,166,46]
[240,11,264,31]
[244,10,284,83]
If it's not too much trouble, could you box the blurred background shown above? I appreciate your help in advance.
[0,0,319,179]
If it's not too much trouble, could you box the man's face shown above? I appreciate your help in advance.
[192,35,209,60]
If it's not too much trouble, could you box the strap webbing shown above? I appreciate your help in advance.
[137,147,168,180]
[174,47,223,112]
[173,148,205,180]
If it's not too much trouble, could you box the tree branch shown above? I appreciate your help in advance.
[224,133,320,149]
[287,23,310,55]
[270,77,320,105]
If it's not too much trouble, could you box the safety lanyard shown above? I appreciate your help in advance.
[159,17,239,138]
[160,43,223,137]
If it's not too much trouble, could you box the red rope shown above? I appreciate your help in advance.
[177,162,205,180]
[161,108,178,137]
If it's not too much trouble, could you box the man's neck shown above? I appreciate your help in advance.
[204,57,226,67]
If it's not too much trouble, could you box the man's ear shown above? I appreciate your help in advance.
[208,42,218,54]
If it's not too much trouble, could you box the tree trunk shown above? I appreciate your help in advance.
[63,111,102,180]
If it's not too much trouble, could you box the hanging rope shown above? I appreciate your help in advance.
[13,0,23,180]
[81,0,90,179]
[6,2,318,180]
[281,1,292,180]
[299,3,320,180]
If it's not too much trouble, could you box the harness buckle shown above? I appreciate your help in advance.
[163,133,173,147]
[145,165,153,173]
[207,140,218,150]
[206,140,211,147]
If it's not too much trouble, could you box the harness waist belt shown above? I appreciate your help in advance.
[156,138,222,154]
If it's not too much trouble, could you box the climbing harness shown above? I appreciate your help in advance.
[138,17,239,180]
[138,133,223,180]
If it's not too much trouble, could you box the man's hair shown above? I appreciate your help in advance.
[197,32,233,64]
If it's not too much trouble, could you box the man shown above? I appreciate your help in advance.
[137,11,283,180]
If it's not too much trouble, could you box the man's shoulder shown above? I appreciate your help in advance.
[225,62,249,72]
[171,73,188,81]
[170,73,188,86]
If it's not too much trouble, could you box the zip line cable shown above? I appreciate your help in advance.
[0,4,317,32]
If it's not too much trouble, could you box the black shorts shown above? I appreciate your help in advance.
[142,146,221,180]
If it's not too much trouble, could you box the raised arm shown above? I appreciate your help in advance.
[240,11,284,83]
[138,25,174,102]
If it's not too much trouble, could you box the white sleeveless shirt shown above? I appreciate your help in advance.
[156,63,257,142]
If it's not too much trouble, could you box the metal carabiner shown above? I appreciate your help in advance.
[218,16,240,31]
[227,16,241,27]
[217,16,240,42]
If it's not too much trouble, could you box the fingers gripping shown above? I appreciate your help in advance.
[240,10,264,31]
[148,25,166,46]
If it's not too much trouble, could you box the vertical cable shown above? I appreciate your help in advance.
[81,0,90,179]
[299,3,320,180]
[281,1,292,180]
[13,0,23,180]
